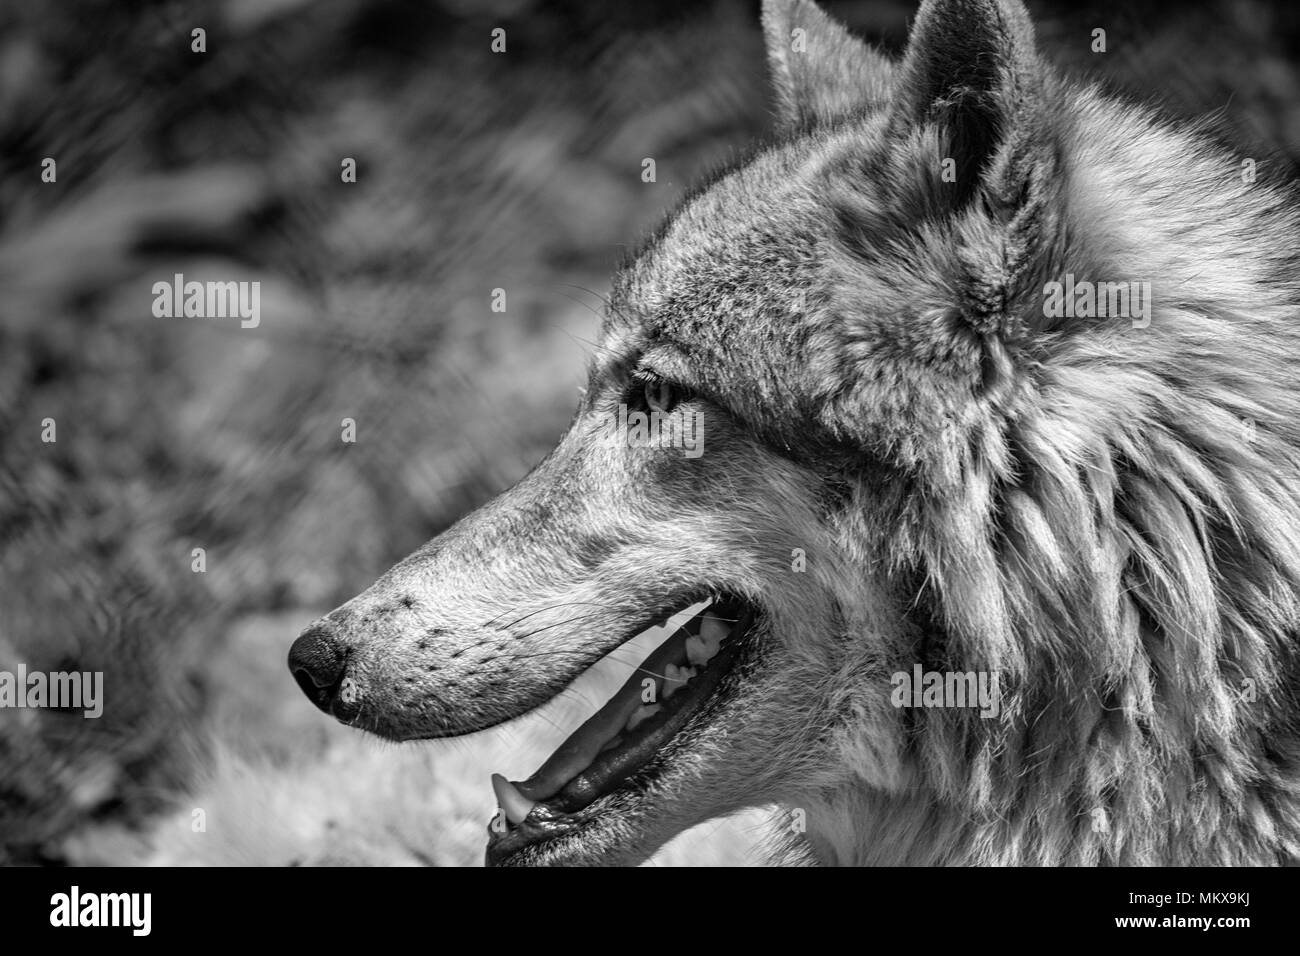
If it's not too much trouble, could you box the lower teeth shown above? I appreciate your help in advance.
[625,703,662,731]
[489,600,739,827]
[662,663,697,699]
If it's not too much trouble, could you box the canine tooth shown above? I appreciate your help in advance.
[491,773,536,825]
[626,704,662,731]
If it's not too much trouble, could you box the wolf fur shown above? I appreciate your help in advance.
[295,0,1300,865]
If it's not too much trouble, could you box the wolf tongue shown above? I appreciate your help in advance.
[514,613,703,802]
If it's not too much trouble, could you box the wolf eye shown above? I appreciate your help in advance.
[633,374,689,413]
[646,379,673,412]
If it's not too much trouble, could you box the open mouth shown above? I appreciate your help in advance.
[485,594,757,865]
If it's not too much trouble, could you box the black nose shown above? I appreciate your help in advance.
[288,623,347,712]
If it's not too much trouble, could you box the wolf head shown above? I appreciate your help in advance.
[290,0,1300,865]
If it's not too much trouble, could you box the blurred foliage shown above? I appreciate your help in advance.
[0,0,767,861]
[1,0,1299,862]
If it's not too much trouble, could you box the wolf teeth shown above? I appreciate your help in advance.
[498,603,741,814]
[685,615,730,666]
[491,773,537,825]
[662,662,698,699]
[625,703,662,731]
[684,637,707,667]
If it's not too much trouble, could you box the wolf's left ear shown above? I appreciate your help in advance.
[892,0,1052,210]
[761,0,894,130]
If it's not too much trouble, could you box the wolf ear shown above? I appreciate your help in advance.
[761,0,893,130]
[891,0,1049,208]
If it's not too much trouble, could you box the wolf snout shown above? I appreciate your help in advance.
[288,621,348,713]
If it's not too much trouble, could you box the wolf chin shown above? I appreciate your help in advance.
[289,0,1300,865]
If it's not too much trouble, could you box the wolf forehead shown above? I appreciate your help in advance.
[606,124,884,355]
[598,117,992,461]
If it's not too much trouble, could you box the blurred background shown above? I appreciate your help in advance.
[2,0,1299,866]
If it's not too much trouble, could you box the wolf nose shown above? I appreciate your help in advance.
[288,623,346,711]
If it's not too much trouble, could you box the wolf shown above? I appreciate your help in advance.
[289,0,1300,865]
